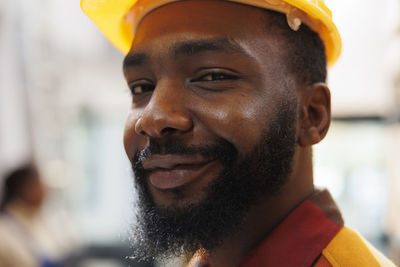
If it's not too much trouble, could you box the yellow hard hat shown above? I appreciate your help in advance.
[81,0,342,65]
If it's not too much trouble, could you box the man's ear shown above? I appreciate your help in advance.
[298,83,331,147]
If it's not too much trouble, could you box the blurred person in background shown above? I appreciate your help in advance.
[0,163,80,267]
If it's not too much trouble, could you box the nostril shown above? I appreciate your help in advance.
[134,107,193,137]
[160,127,177,135]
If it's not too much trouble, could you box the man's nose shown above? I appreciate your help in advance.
[134,84,193,138]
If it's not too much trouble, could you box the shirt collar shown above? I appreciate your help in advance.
[239,189,343,267]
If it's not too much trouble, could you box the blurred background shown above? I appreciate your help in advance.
[0,0,399,266]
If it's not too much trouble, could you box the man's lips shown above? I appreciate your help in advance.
[141,154,217,190]
[142,154,210,170]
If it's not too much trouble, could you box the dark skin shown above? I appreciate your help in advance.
[123,1,331,266]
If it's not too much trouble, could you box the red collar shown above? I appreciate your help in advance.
[239,190,342,267]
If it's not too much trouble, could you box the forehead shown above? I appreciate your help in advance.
[131,0,277,51]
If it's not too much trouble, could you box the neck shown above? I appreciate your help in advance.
[203,146,314,267]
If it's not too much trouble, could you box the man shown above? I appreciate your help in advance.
[81,0,395,266]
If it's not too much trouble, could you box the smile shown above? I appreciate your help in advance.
[142,154,218,190]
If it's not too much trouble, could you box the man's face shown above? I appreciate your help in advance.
[123,0,299,259]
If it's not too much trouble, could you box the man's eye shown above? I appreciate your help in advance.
[199,73,237,81]
[129,84,155,95]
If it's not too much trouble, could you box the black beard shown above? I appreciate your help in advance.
[129,97,297,262]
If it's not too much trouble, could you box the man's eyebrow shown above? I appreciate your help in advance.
[123,53,148,69]
[171,37,250,58]
[123,38,250,70]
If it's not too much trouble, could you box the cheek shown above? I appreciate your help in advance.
[192,93,273,155]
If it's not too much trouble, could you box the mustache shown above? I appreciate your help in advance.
[133,138,238,169]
